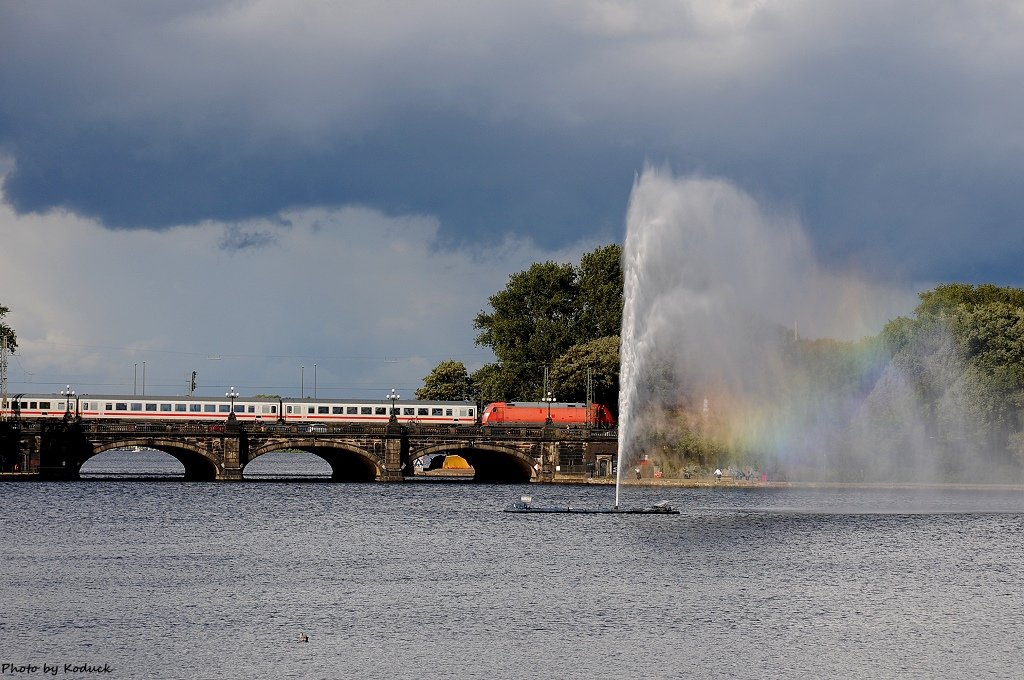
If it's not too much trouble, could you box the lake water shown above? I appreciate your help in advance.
[2,451,1022,679]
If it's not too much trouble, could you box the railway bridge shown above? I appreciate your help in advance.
[1,416,618,483]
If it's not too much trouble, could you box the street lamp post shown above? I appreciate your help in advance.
[226,386,239,420]
[387,388,400,423]
[61,385,76,419]
[543,391,555,425]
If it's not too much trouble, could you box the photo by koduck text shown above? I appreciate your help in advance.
[1,663,113,675]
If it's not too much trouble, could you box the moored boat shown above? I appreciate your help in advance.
[503,496,679,514]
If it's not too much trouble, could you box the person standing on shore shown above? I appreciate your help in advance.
[715,468,722,481]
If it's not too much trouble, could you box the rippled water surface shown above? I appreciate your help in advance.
[2,452,1023,679]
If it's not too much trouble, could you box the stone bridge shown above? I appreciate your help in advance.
[1,417,619,483]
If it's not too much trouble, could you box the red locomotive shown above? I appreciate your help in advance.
[480,401,615,427]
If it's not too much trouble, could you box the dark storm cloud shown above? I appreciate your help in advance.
[2,1,1023,281]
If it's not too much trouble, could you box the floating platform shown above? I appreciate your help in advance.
[504,497,679,514]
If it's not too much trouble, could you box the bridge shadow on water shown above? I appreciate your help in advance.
[79,448,188,480]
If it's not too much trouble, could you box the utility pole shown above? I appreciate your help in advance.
[1,334,8,420]
[586,367,594,426]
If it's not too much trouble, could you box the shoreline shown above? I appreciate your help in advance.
[2,470,1021,491]
[554,476,1024,492]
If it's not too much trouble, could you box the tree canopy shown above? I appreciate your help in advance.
[416,244,624,406]
[875,284,1024,474]
[415,360,473,401]
[0,304,16,354]
[467,244,623,406]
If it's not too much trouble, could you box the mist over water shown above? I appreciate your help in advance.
[616,168,993,486]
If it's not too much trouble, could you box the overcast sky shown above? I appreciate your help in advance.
[2,1,1022,398]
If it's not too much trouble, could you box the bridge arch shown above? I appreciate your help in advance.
[412,442,537,483]
[89,439,220,480]
[246,439,382,482]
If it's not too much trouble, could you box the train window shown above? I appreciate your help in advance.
[360,407,372,415]
[468,408,474,417]
[332,406,343,414]
[417,408,428,416]
[19,401,27,409]
[57,401,66,410]
[116,403,127,411]
[234,405,245,413]
[146,403,158,411]
[204,404,217,413]
[318,406,329,414]
[30,401,38,409]
[190,404,202,412]
[347,407,358,414]
[446,409,453,416]
[41,401,52,409]
[247,405,255,413]
[219,405,230,413]
[307,407,315,415]
[432,408,443,416]
[160,404,173,412]
[81,402,90,410]
[132,403,142,411]
[261,405,273,414]
[270,405,277,414]
[403,407,415,416]
[287,405,293,414]
[375,407,386,415]
[106,403,113,410]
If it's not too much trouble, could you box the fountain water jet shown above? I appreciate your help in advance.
[616,167,925,495]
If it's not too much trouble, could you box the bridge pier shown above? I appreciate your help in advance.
[218,438,244,481]
[217,420,245,481]
[380,424,407,482]
[538,437,559,483]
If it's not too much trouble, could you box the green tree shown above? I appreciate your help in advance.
[416,360,473,401]
[474,260,580,366]
[469,245,625,401]
[914,283,1024,319]
[0,304,16,353]
[879,284,1024,474]
[549,336,620,409]
[577,244,623,339]
[421,244,624,402]
[473,260,580,398]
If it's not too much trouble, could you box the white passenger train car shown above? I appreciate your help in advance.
[0,394,477,425]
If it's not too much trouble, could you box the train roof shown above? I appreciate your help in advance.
[8,393,473,405]
[496,401,593,408]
